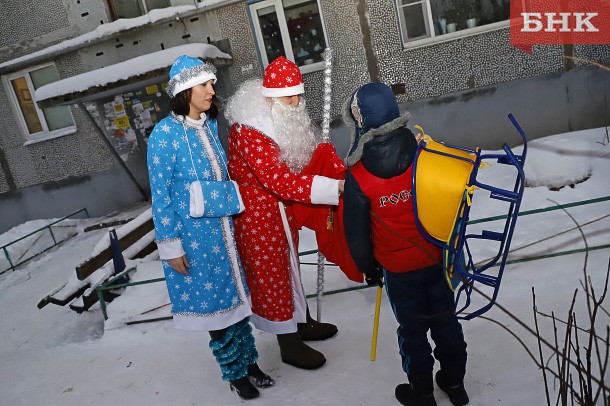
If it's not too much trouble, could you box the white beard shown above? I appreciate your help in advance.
[225,79,319,172]
[271,98,319,172]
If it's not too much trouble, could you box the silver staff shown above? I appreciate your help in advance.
[316,47,333,322]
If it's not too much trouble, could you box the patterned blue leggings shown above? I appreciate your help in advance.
[208,317,259,381]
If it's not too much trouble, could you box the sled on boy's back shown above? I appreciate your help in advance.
[412,114,528,319]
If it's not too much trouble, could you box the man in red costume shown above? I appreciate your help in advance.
[225,56,344,370]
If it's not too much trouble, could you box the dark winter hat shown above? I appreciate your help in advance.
[166,55,217,98]
[343,82,411,166]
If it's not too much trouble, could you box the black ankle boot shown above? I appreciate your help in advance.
[229,376,259,400]
[277,332,326,369]
[297,307,338,341]
[436,370,469,405]
[248,363,275,388]
[395,373,437,406]
[395,383,437,406]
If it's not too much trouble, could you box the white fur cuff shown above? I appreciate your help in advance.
[310,176,340,205]
[157,239,185,260]
[231,180,246,213]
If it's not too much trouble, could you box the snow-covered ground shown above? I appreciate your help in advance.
[1,127,609,406]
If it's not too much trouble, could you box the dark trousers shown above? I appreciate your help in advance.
[384,265,467,378]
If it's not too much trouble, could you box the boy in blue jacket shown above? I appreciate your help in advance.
[343,83,469,406]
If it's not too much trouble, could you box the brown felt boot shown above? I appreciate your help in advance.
[277,332,326,369]
[297,307,338,341]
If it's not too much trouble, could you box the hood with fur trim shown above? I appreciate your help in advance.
[342,83,412,167]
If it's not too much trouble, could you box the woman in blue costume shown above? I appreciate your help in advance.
[147,55,273,400]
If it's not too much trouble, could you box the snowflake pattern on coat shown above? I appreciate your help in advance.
[228,124,316,329]
[147,113,250,331]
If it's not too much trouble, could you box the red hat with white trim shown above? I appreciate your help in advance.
[262,56,304,98]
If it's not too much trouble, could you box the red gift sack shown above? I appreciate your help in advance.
[291,143,363,283]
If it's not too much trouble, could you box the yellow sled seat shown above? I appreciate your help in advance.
[415,140,476,245]
[413,114,528,318]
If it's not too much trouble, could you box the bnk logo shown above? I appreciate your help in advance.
[510,0,610,54]
[521,12,599,32]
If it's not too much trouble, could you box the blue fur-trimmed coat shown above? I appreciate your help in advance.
[147,113,251,331]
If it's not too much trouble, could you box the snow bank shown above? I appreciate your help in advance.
[525,134,594,189]
[0,218,84,274]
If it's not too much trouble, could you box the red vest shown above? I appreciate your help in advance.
[350,162,441,273]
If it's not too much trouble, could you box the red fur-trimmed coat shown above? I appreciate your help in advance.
[228,124,323,330]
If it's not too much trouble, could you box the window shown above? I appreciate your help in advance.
[108,0,170,20]
[5,64,75,142]
[249,0,328,73]
[396,0,510,43]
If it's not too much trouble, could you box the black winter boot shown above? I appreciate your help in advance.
[229,376,259,400]
[297,307,338,341]
[395,373,437,406]
[436,370,469,405]
[248,363,275,388]
[276,332,326,369]
[395,383,437,406]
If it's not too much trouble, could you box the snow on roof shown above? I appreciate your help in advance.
[0,6,196,72]
[34,43,231,102]
[0,1,238,73]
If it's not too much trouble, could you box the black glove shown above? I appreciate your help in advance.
[365,265,384,288]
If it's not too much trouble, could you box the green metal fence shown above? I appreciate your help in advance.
[100,196,610,325]
[469,196,610,224]
[1,208,90,275]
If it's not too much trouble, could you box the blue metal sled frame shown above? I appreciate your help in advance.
[412,114,528,320]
